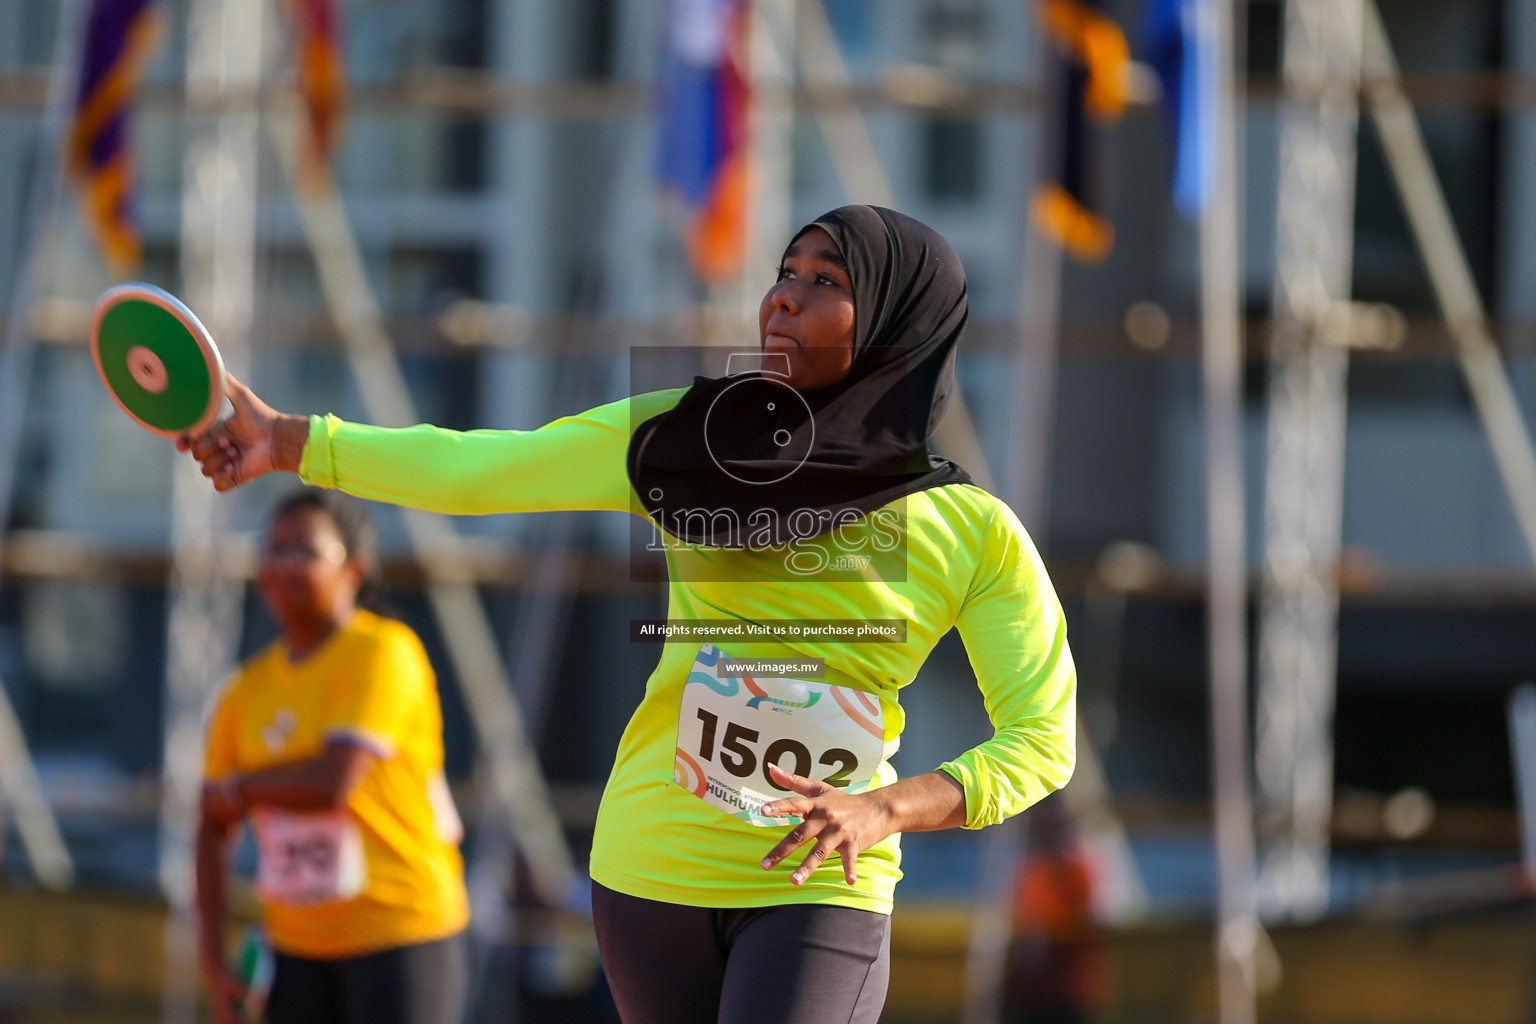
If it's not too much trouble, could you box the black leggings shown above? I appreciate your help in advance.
[591,882,890,1024]
[265,931,467,1024]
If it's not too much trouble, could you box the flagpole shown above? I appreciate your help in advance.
[1005,10,1067,544]
[742,0,794,334]
[1008,188,1064,539]
[1200,0,1257,1021]
[955,17,1067,1024]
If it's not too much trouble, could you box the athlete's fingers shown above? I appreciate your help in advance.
[179,422,220,453]
[765,761,831,799]
[186,430,224,462]
[199,447,234,479]
[791,838,835,886]
[842,845,858,885]
[759,793,811,820]
[225,372,257,412]
[761,811,835,870]
[187,433,241,476]
[227,370,255,395]
[213,463,243,492]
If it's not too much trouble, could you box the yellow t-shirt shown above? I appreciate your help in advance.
[203,610,469,959]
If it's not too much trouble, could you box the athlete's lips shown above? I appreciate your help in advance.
[763,332,800,350]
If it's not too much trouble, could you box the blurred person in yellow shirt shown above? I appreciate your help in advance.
[196,490,468,1024]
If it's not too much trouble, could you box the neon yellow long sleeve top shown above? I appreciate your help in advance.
[299,391,1076,913]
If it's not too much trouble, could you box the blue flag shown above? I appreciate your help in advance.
[656,0,751,284]
[1145,0,1215,217]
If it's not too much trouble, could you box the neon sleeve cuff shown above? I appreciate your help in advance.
[297,413,342,488]
[936,731,1075,830]
[935,759,991,830]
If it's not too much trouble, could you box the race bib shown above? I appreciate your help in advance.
[674,643,890,827]
[253,809,368,907]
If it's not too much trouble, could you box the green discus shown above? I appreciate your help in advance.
[90,283,227,438]
[233,924,274,1021]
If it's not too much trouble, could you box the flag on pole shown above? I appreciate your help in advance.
[1033,0,1129,261]
[657,0,752,284]
[66,0,162,275]
[285,0,347,171]
[1145,0,1215,217]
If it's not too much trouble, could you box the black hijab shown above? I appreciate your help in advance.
[628,205,972,548]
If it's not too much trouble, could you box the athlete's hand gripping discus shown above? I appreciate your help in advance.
[90,283,230,438]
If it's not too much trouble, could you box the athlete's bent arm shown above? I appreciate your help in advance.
[758,503,1075,885]
[759,766,967,885]
[195,810,246,1024]
[208,740,380,815]
[939,502,1077,829]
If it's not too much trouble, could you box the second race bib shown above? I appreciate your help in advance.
[253,809,368,907]
[674,643,890,827]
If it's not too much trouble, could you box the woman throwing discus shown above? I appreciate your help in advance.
[182,205,1075,1024]
[197,490,469,1024]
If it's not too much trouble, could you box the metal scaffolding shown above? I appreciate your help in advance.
[1256,0,1536,925]
[159,2,265,1021]
[1255,0,1365,922]
[0,0,80,893]
[153,4,584,1015]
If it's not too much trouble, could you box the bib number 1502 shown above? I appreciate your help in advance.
[693,708,858,791]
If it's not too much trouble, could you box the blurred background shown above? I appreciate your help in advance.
[3,0,1536,1021]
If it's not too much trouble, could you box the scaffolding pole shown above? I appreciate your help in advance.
[160,1,264,1022]
[1254,0,1364,922]
[1202,0,1257,1020]
[0,0,81,892]
[963,12,1057,1024]
[464,74,646,989]
[1361,1,1536,566]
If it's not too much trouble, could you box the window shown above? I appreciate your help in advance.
[922,117,983,201]
[922,0,988,75]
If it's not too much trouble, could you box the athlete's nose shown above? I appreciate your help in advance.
[771,277,803,315]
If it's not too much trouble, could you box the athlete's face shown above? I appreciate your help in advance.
[759,227,856,392]
[257,507,365,636]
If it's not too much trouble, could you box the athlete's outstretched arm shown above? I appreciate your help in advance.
[180,373,681,515]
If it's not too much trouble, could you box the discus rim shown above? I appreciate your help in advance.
[90,282,227,439]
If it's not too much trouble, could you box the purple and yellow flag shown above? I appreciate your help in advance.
[657,0,752,285]
[285,0,347,172]
[66,0,162,275]
[1033,0,1129,261]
